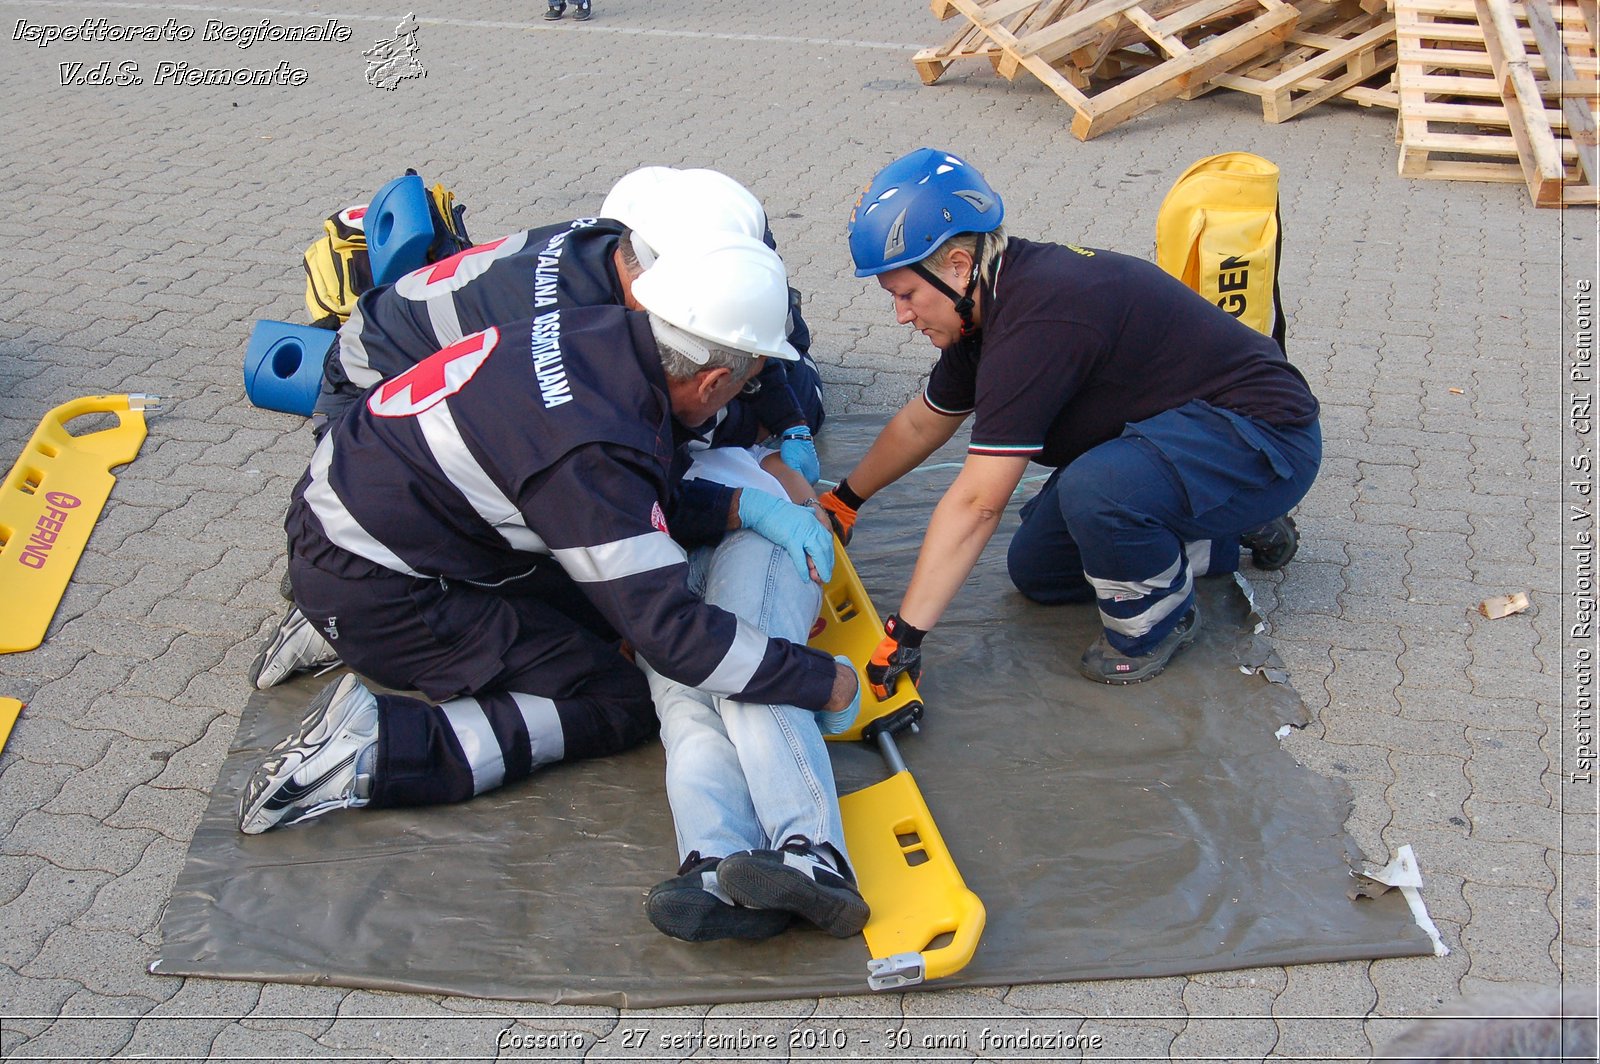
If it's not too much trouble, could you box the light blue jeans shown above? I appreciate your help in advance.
[643,529,848,865]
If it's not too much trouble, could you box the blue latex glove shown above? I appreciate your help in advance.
[736,488,835,583]
[815,655,861,736]
[778,426,821,485]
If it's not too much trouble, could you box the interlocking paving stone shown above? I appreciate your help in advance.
[1171,982,1280,1061]
[41,734,168,821]
[1460,883,1563,983]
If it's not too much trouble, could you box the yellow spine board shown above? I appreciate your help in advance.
[0,698,20,753]
[840,769,987,986]
[809,535,924,740]
[0,395,151,653]
[809,539,986,988]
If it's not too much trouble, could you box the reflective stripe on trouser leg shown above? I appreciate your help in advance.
[438,692,566,797]
[510,693,565,766]
[1085,547,1195,655]
[440,696,505,795]
[370,689,568,807]
[1055,435,1208,657]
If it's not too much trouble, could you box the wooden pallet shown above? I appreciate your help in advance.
[1208,1,1399,120]
[914,17,1007,84]
[1476,0,1598,204]
[1341,71,1402,110]
[916,1,1026,84]
[1395,0,1522,183]
[917,0,1227,91]
[1395,0,1596,198]
[919,0,1301,138]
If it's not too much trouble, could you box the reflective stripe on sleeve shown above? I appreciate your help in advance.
[551,531,686,583]
[424,292,464,349]
[338,301,381,391]
[696,617,769,697]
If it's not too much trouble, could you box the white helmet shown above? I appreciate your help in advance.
[601,166,767,265]
[632,232,799,362]
[599,165,679,226]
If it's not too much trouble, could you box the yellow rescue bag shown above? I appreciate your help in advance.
[302,205,373,329]
[301,173,474,328]
[1156,152,1286,352]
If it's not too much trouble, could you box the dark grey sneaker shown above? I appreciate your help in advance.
[646,854,792,942]
[572,1,591,18]
[238,674,378,834]
[1078,605,1200,685]
[1240,514,1298,570]
[543,2,565,18]
[717,836,869,938]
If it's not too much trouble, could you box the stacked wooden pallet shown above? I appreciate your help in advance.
[913,0,1400,139]
[913,0,1599,206]
[1207,0,1400,120]
[1395,0,1596,205]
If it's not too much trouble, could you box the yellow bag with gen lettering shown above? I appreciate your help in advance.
[1156,152,1286,353]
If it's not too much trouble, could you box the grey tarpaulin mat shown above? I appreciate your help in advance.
[157,414,1433,1004]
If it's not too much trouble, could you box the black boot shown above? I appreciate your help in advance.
[1240,514,1298,570]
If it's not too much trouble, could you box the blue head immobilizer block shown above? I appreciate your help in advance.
[244,320,336,417]
[365,173,435,287]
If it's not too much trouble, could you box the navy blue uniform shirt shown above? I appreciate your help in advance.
[924,238,1318,467]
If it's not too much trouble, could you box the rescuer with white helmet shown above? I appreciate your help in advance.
[240,236,859,846]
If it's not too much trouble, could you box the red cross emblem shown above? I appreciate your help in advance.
[394,233,528,301]
[368,327,499,418]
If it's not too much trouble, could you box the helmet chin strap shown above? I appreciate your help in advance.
[909,232,987,337]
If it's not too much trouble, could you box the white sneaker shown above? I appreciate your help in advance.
[238,674,378,834]
[250,606,340,689]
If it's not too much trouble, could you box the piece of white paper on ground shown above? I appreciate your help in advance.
[1233,572,1268,634]
[1357,844,1450,956]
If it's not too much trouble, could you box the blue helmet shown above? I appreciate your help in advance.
[847,149,1004,278]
